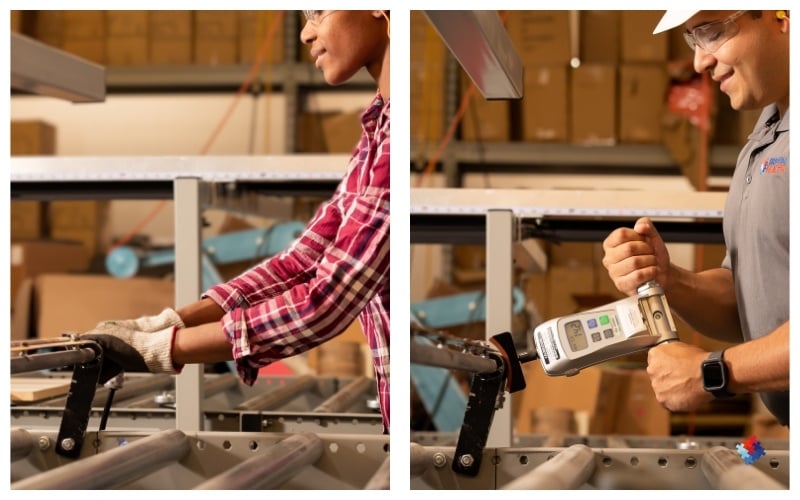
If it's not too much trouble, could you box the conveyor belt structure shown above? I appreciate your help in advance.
[410,436,789,489]
[11,339,382,434]
[11,428,389,489]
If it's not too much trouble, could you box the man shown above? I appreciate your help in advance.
[81,11,391,433]
[602,11,789,426]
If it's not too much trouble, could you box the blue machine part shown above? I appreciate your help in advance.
[409,287,525,431]
[410,287,526,329]
[410,334,468,432]
[106,221,306,291]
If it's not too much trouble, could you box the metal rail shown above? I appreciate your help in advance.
[410,339,498,374]
[10,347,97,374]
[234,374,317,411]
[313,376,372,414]
[364,456,391,490]
[410,442,790,489]
[194,432,323,490]
[410,442,437,478]
[12,429,190,490]
[501,444,596,490]
[702,446,787,490]
[45,373,174,408]
[10,428,34,462]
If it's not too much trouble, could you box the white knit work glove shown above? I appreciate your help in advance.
[87,308,185,335]
[80,325,179,383]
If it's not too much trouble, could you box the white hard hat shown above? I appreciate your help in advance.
[653,11,699,34]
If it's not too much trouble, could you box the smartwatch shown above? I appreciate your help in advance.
[701,349,735,398]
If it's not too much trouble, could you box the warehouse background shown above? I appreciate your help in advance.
[10,10,376,378]
[408,11,785,440]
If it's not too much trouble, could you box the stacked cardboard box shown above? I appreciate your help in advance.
[238,11,285,65]
[149,11,193,65]
[410,11,448,148]
[62,10,106,64]
[506,11,572,143]
[194,11,238,65]
[106,10,148,65]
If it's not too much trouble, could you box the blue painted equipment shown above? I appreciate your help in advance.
[410,287,526,432]
[106,222,306,291]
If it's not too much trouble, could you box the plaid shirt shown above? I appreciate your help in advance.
[204,94,390,432]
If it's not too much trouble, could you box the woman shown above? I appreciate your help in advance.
[82,10,392,433]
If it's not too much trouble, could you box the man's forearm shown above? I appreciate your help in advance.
[726,321,790,393]
[666,266,742,341]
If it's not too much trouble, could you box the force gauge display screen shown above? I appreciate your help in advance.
[564,319,588,352]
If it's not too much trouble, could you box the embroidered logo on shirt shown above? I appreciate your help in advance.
[760,156,787,175]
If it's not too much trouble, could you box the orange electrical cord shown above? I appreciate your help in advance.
[107,11,285,254]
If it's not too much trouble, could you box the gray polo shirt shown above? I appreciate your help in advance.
[721,104,789,425]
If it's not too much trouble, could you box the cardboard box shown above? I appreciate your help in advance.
[35,274,175,339]
[512,364,629,435]
[520,65,569,142]
[62,38,106,64]
[506,11,572,65]
[547,241,599,267]
[194,38,237,65]
[150,11,193,38]
[106,11,148,37]
[34,11,66,48]
[320,111,362,153]
[613,368,671,435]
[149,11,193,65]
[11,10,22,32]
[619,64,668,143]
[547,264,596,318]
[459,72,510,142]
[10,240,90,312]
[11,201,44,240]
[106,36,149,65]
[193,11,237,65]
[579,11,620,64]
[570,64,617,145]
[239,11,285,64]
[48,200,108,230]
[63,11,106,39]
[738,108,763,144]
[620,11,669,63]
[149,39,192,65]
[194,10,237,38]
[11,120,56,155]
[410,11,447,145]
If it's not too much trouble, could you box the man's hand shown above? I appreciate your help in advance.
[86,308,185,336]
[646,341,713,412]
[80,325,179,383]
[602,217,672,296]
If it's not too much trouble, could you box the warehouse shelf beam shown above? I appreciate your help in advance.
[10,33,106,103]
[410,188,726,245]
[102,63,373,93]
[412,142,739,173]
[10,155,347,200]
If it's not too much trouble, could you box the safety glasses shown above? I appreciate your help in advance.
[302,10,338,25]
[683,10,747,53]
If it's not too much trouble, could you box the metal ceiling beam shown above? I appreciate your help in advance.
[423,11,523,100]
[11,32,106,103]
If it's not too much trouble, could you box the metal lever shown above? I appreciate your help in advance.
[98,373,125,431]
[452,331,530,477]
[55,344,103,458]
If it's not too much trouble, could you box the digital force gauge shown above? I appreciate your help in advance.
[531,281,678,376]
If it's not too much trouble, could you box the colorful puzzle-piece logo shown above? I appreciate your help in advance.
[736,435,766,464]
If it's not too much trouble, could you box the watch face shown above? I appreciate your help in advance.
[703,361,726,390]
